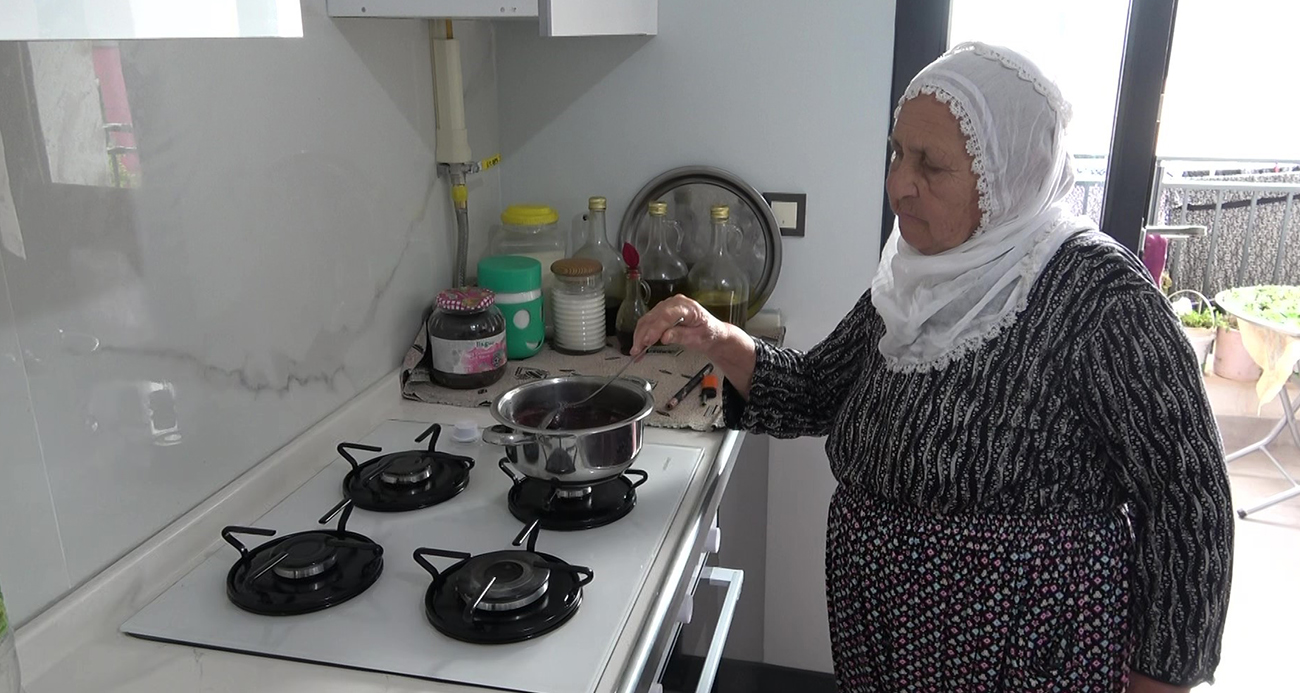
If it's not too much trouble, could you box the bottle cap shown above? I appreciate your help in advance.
[451,421,478,443]
[477,255,542,294]
[550,257,603,278]
[437,287,496,313]
[622,243,641,270]
[711,205,731,221]
[648,201,668,216]
[588,196,607,211]
[501,204,559,226]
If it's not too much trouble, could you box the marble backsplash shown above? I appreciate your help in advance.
[0,1,501,626]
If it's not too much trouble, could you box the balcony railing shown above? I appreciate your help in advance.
[1065,157,1300,296]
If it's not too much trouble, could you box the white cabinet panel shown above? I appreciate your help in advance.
[0,1,303,41]
[542,0,655,36]
[327,0,658,36]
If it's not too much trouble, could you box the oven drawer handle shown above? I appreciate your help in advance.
[691,567,745,693]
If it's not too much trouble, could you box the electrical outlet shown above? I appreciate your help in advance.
[762,192,806,237]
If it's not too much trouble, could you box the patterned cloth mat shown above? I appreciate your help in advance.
[400,319,784,431]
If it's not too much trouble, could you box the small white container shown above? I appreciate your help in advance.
[550,258,608,355]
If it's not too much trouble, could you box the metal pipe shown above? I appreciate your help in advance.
[1164,181,1300,193]
[451,169,469,287]
[1236,194,1260,285]
[1146,161,1167,225]
[1201,189,1225,296]
[1173,194,1190,283]
[1156,155,1300,166]
[1275,194,1295,283]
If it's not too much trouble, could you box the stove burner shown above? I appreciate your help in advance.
[455,551,550,611]
[271,533,339,580]
[555,486,591,500]
[378,452,437,485]
[222,500,382,616]
[337,423,474,512]
[413,520,593,644]
[501,460,648,531]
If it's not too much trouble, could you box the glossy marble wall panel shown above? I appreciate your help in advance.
[0,1,500,625]
[0,222,70,627]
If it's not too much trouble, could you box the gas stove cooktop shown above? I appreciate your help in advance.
[121,419,707,693]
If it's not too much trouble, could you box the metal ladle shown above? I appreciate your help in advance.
[537,317,684,431]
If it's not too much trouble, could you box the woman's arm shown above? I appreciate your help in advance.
[632,295,757,397]
[1071,289,1233,688]
[634,292,875,438]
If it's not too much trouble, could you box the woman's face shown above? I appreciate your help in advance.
[886,95,982,255]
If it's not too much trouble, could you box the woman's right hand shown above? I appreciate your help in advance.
[630,295,727,357]
[631,295,758,399]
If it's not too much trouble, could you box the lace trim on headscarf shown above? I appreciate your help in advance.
[956,42,1073,127]
[897,84,995,234]
[880,215,1078,374]
[894,43,1073,240]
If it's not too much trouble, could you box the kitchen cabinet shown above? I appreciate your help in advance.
[0,0,303,41]
[326,0,658,36]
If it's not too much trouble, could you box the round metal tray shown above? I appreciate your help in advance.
[618,166,783,319]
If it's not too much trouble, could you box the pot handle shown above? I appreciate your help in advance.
[482,424,533,447]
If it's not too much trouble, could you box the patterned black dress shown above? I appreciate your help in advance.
[725,233,1233,691]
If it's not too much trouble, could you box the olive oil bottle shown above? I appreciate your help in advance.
[687,205,750,328]
[639,201,688,308]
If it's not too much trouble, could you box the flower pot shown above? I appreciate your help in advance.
[1182,326,1215,373]
[1213,326,1263,381]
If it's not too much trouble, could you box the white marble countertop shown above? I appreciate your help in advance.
[15,371,742,693]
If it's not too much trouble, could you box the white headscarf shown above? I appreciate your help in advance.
[870,42,1095,372]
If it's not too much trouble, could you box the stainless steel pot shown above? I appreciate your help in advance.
[481,375,655,486]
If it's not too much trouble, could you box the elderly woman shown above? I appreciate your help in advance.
[633,43,1232,692]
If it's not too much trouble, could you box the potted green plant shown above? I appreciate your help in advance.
[1213,285,1300,382]
[1213,314,1263,381]
[1169,289,1216,373]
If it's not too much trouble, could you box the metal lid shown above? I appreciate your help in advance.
[588,196,607,211]
[647,201,667,216]
[550,257,602,278]
[436,287,496,313]
[711,204,730,221]
[477,255,542,295]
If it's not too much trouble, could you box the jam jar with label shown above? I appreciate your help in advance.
[428,288,507,389]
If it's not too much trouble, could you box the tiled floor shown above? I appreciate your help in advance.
[1193,376,1300,692]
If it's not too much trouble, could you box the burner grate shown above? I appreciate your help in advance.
[412,520,593,644]
[221,500,383,616]
[501,460,648,531]
[336,423,474,512]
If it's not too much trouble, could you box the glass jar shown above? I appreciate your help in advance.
[572,196,626,336]
[477,255,544,360]
[639,201,689,308]
[427,288,507,389]
[615,267,651,355]
[688,205,751,328]
[490,204,565,333]
[550,258,607,355]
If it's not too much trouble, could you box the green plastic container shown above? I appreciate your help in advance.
[477,255,544,360]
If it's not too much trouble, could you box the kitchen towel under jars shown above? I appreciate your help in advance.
[401,317,784,431]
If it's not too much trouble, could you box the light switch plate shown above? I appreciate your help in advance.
[762,192,806,237]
